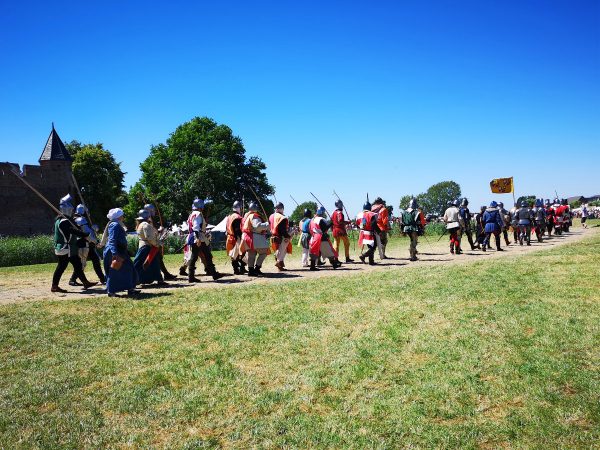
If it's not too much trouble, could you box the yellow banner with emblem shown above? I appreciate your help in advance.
[490,177,513,194]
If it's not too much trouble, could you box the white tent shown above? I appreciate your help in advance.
[211,216,228,233]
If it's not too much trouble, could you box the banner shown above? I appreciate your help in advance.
[490,177,513,194]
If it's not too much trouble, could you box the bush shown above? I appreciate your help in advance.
[0,235,55,267]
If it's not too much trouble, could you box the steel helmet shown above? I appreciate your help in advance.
[144,204,156,215]
[303,208,312,218]
[490,201,498,208]
[520,201,528,208]
[408,198,418,209]
[192,198,204,210]
[535,199,542,207]
[232,200,242,211]
[363,202,372,211]
[75,203,87,216]
[59,194,74,216]
[452,199,460,207]
[335,199,343,209]
[75,216,88,227]
[275,202,284,211]
[461,198,469,207]
[248,201,259,212]
[498,202,504,208]
[137,209,150,220]
[317,206,326,216]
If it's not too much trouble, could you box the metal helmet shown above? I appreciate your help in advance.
[75,203,87,216]
[59,194,74,216]
[232,200,242,212]
[553,198,560,205]
[335,199,343,209]
[461,198,469,207]
[520,201,528,208]
[144,204,156,215]
[248,201,259,212]
[75,216,88,227]
[480,205,486,212]
[192,198,204,210]
[303,208,312,218]
[316,206,326,216]
[452,199,460,207]
[137,209,150,220]
[498,202,504,208]
[275,202,284,212]
[535,199,543,208]
[447,201,452,207]
[490,201,498,208]
[545,199,551,207]
[408,198,418,209]
[363,202,372,211]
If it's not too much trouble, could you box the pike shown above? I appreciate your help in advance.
[289,194,300,207]
[248,185,269,220]
[70,172,94,229]
[309,192,330,217]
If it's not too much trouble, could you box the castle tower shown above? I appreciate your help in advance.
[0,125,76,236]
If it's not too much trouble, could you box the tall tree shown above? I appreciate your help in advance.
[132,117,274,224]
[419,181,462,215]
[290,201,317,224]
[516,195,537,206]
[66,141,126,226]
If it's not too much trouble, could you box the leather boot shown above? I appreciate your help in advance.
[51,285,67,293]
[310,259,319,271]
[179,265,188,276]
[188,268,201,283]
[239,260,248,274]
[232,260,240,275]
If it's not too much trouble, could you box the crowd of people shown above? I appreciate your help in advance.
[48,193,583,297]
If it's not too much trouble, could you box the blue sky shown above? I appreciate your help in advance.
[1,1,598,216]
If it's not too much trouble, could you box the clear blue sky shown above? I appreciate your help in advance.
[1,1,598,216]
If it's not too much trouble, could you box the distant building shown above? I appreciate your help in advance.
[0,126,77,236]
[567,195,600,205]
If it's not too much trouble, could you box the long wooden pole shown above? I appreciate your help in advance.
[10,167,68,220]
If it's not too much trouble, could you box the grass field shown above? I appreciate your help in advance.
[0,229,598,447]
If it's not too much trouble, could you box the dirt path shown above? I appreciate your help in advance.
[1,228,596,306]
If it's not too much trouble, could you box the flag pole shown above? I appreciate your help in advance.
[511,177,516,206]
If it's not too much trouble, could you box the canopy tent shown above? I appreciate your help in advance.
[210,216,228,233]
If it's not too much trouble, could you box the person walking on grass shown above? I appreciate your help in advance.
[356,201,378,265]
[269,202,292,271]
[581,203,589,228]
[331,200,354,263]
[240,201,271,277]
[133,209,166,287]
[474,205,487,249]
[225,201,247,275]
[68,203,106,286]
[498,201,511,246]
[51,194,97,293]
[299,208,312,267]
[371,197,390,259]
[459,198,476,250]
[531,199,546,242]
[402,197,425,261]
[443,200,464,254]
[144,204,177,280]
[103,208,139,297]
[309,206,342,271]
[482,201,504,252]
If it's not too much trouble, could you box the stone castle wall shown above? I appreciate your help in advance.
[0,161,76,236]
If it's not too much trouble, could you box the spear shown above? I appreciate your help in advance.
[289,195,300,207]
[310,192,331,217]
[248,185,269,220]
[70,172,94,229]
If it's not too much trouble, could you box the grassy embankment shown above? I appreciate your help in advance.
[0,226,598,447]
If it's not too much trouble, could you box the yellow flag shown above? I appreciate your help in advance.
[490,177,513,194]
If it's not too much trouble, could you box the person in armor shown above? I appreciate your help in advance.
[143,204,177,280]
[184,198,224,282]
[509,203,519,243]
[331,200,354,263]
[299,208,312,267]
[226,201,247,275]
[133,209,165,285]
[356,202,378,265]
[51,195,97,293]
[459,198,476,250]
[443,200,465,254]
[240,201,271,276]
[516,200,533,245]
[545,199,555,236]
[309,206,341,270]
[371,197,390,259]
[552,198,564,235]
[482,201,504,252]
[69,204,106,285]
[402,198,425,261]
[103,207,139,297]
[269,202,292,271]
[531,199,546,242]
[474,205,487,249]
[561,199,572,232]
[498,202,511,246]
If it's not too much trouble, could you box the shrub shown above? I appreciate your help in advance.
[0,235,55,267]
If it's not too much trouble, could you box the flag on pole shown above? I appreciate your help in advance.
[490,177,513,194]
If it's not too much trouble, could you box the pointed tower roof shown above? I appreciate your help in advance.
[39,123,72,162]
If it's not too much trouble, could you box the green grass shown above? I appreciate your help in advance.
[0,231,599,447]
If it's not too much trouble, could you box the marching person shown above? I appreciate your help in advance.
[144,204,177,280]
[482,201,504,252]
[581,203,589,228]
[371,197,390,259]
[498,202,511,246]
[443,200,464,254]
[103,208,139,297]
[225,201,247,275]
[331,200,354,263]
[545,199,555,236]
[474,205,487,249]
[269,202,292,271]
[531,199,546,242]
[509,203,519,243]
[515,200,533,245]
[133,209,165,286]
[299,208,312,267]
[184,198,224,283]
[69,203,106,285]
[309,206,341,270]
[51,195,97,293]
[240,201,271,276]
[459,198,476,250]
[402,198,425,261]
[356,201,378,265]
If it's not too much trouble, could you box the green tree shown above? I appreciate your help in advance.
[398,195,415,211]
[516,195,537,206]
[290,201,317,224]
[66,141,126,226]
[132,117,274,225]
[419,181,462,215]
